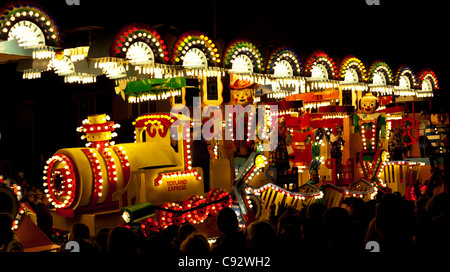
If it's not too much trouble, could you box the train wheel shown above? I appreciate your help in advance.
[206,188,232,217]
[157,202,184,229]
[182,195,208,224]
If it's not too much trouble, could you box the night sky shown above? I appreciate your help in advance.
[0,0,447,183]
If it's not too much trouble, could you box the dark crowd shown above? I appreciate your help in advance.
[1,169,449,259]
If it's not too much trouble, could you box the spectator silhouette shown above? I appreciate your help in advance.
[177,223,197,248]
[245,220,276,256]
[0,213,23,252]
[371,194,415,253]
[276,206,302,255]
[212,207,246,255]
[146,231,166,255]
[425,168,447,198]
[322,207,360,253]
[107,226,138,253]
[69,238,102,253]
[95,228,110,253]
[428,215,450,253]
[70,222,90,240]
[59,222,91,252]
[346,197,372,248]
[426,192,450,219]
[302,203,327,252]
[179,232,210,255]
[35,194,53,239]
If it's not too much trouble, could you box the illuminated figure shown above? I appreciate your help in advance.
[353,92,387,181]
[228,79,259,175]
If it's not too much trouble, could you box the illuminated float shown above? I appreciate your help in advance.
[2,0,443,232]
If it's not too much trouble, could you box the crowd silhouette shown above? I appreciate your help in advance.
[1,169,449,257]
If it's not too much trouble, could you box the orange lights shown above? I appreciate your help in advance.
[83,149,104,199]
[155,170,201,187]
[43,154,77,209]
[157,202,184,229]
[182,195,208,224]
[206,188,232,217]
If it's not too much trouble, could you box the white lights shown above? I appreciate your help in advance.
[182,48,207,69]
[7,20,45,49]
[126,41,155,65]
[230,54,253,74]
[22,69,42,79]
[48,56,75,75]
[32,46,55,59]
[95,59,128,79]
[64,73,97,84]
[311,63,329,80]
[64,46,89,62]
[122,211,131,223]
[273,59,293,77]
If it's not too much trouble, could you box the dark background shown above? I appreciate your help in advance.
[0,0,447,186]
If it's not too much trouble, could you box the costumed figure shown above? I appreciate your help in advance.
[330,125,345,167]
[228,79,259,176]
[269,117,292,176]
[388,125,408,160]
[306,161,322,188]
[353,92,387,181]
[306,160,325,204]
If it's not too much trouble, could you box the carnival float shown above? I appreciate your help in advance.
[0,2,447,240]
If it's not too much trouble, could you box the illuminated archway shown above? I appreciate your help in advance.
[368,61,393,85]
[394,65,418,89]
[266,48,301,77]
[223,39,264,73]
[171,31,220,68]
[110,23,168,64]
[304,50,337,79]
[339,55,367,83]
[0,3,60,49]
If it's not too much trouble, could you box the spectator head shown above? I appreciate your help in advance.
[26,191,35,203]
[70,222,90,240]
[427,192,450,219]
[179,233,210,255]
[427,168,447,196]
[177,223,197,245]
[217,207,239,235]
[306,202,326,219]
[376,194,414,240]
[95,228,111,253]
[322,207,351,242]
[107,226,138,253]
[245,220,276,253]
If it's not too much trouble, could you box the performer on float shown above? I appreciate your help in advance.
[306,161,323,188]
[268,117,292,177]
[330,124,345,167]
[353,92,387,181]
[306,160,325,204]
[388,125,407,160]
